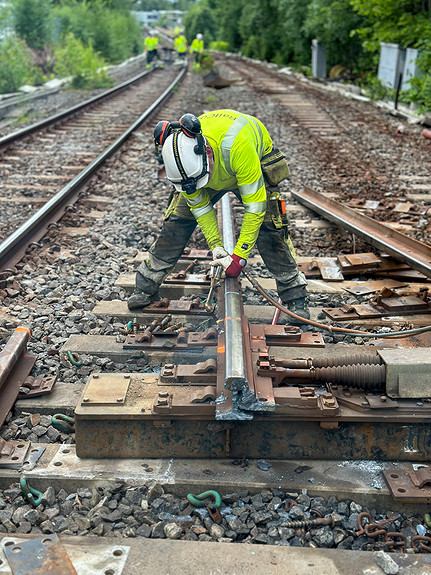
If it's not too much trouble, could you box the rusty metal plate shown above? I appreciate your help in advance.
[338,253,381,270]
[393,202,415,213]
[3,534,77,574]
[160,360,217,384]
[124,328,218,351]
[318,260,344,281]
[383,468,431,502]
[344,280,408,296]
[181,248,212,260]
[380,296,429,312]
[143,299,208,314]
[81,374,130,405]
[0,440,30,469]
[18,375,57,398]
[164,273,210,285]
[250,325,325,348]
[323,305,382,321]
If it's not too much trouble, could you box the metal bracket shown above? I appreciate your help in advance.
[383,467,431,502]
[139,297,210,315]
[250,324,325,348]
[0,439,30,469]
[323,298,431,321]
[160,359,217,384]
[3,534,77,574]
[18,375,57,398]
[123,327,217,350]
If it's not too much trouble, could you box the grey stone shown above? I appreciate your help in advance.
[337,502,349,515]
[311,527,334,548]
[164,523,183,539]
[40,520,54,534]
[16,521,32,533]
[41,486,56,507]
[210,524,225,539]
[136,524,152,538]
[350,502,363,514]
[373,550,399,574]
[337,535,354,549]
[151,521,167,539]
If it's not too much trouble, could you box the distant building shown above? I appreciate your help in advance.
[133,10,185,30]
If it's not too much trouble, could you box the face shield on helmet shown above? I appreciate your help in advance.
[161,131,209,194]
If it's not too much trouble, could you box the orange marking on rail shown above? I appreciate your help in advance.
[15,327,31,337]
[217,346,225,353]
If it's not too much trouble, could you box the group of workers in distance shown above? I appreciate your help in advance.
[143,28,204,69]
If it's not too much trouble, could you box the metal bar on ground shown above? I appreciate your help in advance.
[291,186,431,278]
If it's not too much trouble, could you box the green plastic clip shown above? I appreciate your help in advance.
[51,413,75,433]
[66,350,82,367]
[20,476,43,507]
[425,513,431,529]
[187,490,222,509]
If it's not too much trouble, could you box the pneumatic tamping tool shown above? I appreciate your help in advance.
[204,265,223,313]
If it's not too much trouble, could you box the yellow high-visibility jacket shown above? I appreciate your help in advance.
[182,110,273,260]
[144,36,159,51]
[174,35,187,54]
[190,38,204,54]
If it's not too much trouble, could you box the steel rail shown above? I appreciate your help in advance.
[221,194,247,392]
[0,66,156,148]
[291,186,431,278]
[0,66,187,270]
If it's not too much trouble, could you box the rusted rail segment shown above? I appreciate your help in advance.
[291,186,431,278]
[0,66,187,270]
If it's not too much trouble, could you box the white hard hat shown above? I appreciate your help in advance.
[162,131,209,193]
[197,33,203,40]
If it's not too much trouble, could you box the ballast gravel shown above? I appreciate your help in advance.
[0,482,427,555]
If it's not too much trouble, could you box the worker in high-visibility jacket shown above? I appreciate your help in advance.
[189,33,204,65]
[174,32,187,59]
[144,30,159,69]
[128,110,309,323]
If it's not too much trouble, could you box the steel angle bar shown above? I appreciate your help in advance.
[291,186,431,278]
[0,67,187,270]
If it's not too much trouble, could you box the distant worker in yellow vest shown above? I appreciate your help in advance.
[174,32,188,59]
[144,30,159,69]
[190,33,204,66]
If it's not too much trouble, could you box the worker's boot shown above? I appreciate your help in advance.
[127,289,161,311]
[279,296,310,325]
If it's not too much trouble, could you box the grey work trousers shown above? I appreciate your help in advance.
[135,190,307,303]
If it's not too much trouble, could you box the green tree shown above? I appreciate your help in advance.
[12,0,52,50]
[303,0,367,71]
[350,0,431,51]
[0,36,32,92]
[183,0,217,44]
[211,0,247,51]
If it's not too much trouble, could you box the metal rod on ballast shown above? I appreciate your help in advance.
[221,194,247,391]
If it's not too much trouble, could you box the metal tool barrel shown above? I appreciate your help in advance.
[0,327,31,389]
[221,194,247,391]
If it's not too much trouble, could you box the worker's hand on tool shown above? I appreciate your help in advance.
[210,247,246,278]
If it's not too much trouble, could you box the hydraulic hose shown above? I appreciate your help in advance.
[242,269,431,339]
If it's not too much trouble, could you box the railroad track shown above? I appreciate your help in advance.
[219,55,431,241]
[0,65,185,248]
[1,55,431,570]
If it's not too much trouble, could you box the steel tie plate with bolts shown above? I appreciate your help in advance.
[2,534,77,575]
[0,536,130,575]
[80,374,131,405]
[383,467,431,502]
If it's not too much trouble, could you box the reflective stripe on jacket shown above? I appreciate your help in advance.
[181,110,273,259]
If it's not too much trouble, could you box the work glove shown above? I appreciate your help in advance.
[210,247,246,278]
